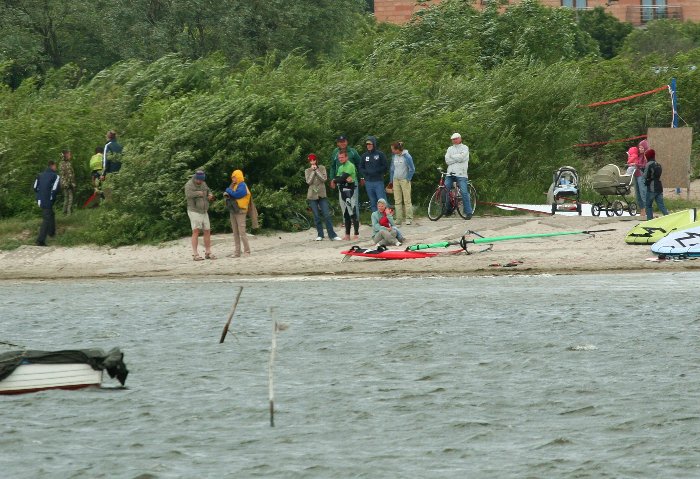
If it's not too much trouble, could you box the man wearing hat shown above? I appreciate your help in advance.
[444,132,473,219]
[329,135,363,235]
[185,170,216,260]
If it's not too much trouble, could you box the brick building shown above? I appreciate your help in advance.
[373,1,700,26]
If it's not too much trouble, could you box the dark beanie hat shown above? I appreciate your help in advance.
[644,149,656,160]
[194,170,206,180]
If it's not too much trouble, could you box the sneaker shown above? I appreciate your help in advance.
[375,243,383,249]
[315,236,323,241]
[395,241,402,246]
[36,241,47,247]
[331,236,343,241]
[405,220,412,225]
[466,214,472,220]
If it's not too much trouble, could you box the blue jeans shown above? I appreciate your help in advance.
[633,175,646,208]
[444,175,473,216]
[308,197,337,238]
[364,180,386,212]
[646,191,669,220]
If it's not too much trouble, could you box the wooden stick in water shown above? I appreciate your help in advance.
[268,307,278,427]
[219,286,243,344]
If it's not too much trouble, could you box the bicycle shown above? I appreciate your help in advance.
[427,168,477,221]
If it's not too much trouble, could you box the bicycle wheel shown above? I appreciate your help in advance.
[468,183,477,215]
[455,184,477,218]
[289,211,312,231]
[427,188,446,221]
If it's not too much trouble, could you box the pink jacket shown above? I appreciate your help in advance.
[635,140,649,177]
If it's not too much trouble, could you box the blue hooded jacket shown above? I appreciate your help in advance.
[359,136,387,182]
[34,167,61,208]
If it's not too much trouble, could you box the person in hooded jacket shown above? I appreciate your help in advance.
[359,136,388,212]
[635,139,650,217]
[34,160,61,246]
[224,169,252,257]
[643,149,669,220]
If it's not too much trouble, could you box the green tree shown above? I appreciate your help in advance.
[623,19,700,58]
[577,7,633,59]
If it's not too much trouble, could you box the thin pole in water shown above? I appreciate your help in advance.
[268,307,277,427]
[219,287,243,344]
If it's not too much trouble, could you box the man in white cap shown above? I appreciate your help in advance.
[444,132,473,219]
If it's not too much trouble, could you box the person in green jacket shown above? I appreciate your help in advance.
[333,151,359,240]
[329,135,363,222]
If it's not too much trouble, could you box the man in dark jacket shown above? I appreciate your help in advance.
[359,135,387,212]
[34,160,61,246]
[644,149,669,220]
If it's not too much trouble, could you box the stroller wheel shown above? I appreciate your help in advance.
[551,203,557,215]
[591,203,601,217]
[612,200,624,216]
[628,202,638,216]
[605,206,615,217]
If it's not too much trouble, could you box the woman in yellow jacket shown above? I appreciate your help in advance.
[224,170,252,257]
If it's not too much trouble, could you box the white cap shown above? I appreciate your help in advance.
[450,133,461,140]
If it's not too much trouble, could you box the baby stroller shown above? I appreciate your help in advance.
[591,164,637,217]
[548,166,582,215]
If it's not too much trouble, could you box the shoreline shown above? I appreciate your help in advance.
[2,214,698,281]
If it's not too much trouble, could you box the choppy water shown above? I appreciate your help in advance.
[1,273,699,478]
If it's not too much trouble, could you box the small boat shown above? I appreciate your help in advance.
[0,348,128,395]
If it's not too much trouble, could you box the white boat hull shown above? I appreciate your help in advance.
[0,363,103,395]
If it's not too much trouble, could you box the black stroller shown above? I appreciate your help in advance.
[548,166,582,215]
[591,164,638,217]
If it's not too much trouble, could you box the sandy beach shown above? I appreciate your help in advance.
[1,211,698,281]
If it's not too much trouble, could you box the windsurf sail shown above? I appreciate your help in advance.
[625,209,698,245]
[408,229,615,251]
[650,222,700,257]
[341,245,464,261]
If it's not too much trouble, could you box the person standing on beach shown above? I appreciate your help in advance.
[58,150,76,215]
[305,153,341,241]
[644,149,669,220]
[224,169,252,257]
[185,170,216,261]
[360,136,387,212]
[634,140,649,218]
[34,160,61,246]
[329,135,362,221]
[388,141,415,225]
[444,132,473,219]
[334,151,360,240]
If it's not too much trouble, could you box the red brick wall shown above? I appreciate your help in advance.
[373,0,700,25]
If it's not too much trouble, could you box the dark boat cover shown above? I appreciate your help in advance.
[0,348,128,385]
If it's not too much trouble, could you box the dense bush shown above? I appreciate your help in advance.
[1,0,698,246]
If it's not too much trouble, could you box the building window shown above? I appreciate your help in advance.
[366,0,374,13]
[642,0,667,22]
[561,0,588,8]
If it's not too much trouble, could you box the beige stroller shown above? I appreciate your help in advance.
[591,164,638,216]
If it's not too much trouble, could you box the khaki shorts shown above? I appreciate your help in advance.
[188,211,210,231]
